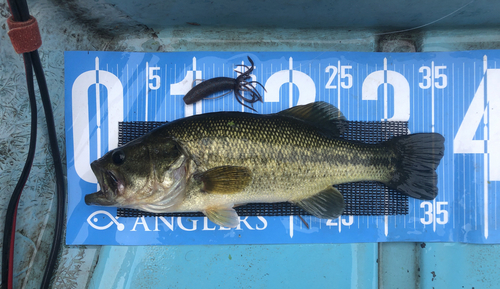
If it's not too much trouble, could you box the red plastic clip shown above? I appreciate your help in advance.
[7,16,42,54]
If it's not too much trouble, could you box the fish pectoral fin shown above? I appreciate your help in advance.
[292,187,345,219]
[195,166,252,194]
[204,206,240,228]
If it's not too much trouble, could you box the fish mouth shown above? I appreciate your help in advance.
[85,161,121,206]
[84,190,117,206]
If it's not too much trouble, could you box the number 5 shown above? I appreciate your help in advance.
[148,66,160,90]
[436,202,449,225]
[340,66,352,89]
[434,66,447,89]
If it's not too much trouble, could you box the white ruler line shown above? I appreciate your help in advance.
[431,61,435,132]
[261,63,264,112]
[463,62,466,229]
[95,58,101,160]
[383,58,388,120]
[357,63,360,117]
[337,60,341,110]
[289,58,294,108]
[173,64,176,119]
[452,63,455,229]
[126,64,129,121]
[223,63,226,112]
[318,63,321,101]
[366,63,369,120]
[485,153,489,239]
[421,64,425,229]
[194,59,202,115]
[136,64,139,121]
[431,60,437,233]
[441,62,446,206]
[145,62,149,121]
[384,215,389,236]
[167,64,169,121]
[483,55,489,239]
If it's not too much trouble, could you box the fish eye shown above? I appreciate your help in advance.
[112,150,126,165]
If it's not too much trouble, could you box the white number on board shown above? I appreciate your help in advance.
[420,201,449,225]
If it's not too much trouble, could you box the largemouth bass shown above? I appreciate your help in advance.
[85,102,445,227]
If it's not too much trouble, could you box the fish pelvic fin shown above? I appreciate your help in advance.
[292,187,345,219]
[277,101,347,137]
[195,166,252,194]
[384,133,445,200]
[204,206,239,228]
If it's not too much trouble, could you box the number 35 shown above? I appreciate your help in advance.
[420,201,448,225]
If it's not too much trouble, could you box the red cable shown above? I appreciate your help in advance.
[8,204,18,289]
[4,3,64,289]
[6,6,16,287]
[5,3,42,289]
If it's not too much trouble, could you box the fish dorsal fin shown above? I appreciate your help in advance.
[278,101,346,122]
[293,187,345,219]
[195,166,252,194]
[204,206,240,228]
[277,102,347,137]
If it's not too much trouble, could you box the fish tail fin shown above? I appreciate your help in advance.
[384,133,445,200]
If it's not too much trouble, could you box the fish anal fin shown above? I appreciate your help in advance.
[195,166,252,194]
[204,206,239,228]
[277,101,347,137]
[293,187,345,219]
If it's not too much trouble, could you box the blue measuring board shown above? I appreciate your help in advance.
[65,51,499,245]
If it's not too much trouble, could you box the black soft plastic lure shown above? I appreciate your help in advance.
[183,57,265,111]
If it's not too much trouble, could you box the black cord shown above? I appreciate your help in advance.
[1,53,37,288]
[3,0,66,288]
[7,0,21,21]
[16,0,30,21]
[31,51,66,289]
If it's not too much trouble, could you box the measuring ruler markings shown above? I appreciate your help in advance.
[67,52,500,244]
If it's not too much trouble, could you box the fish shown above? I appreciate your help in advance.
[85,101,445,228]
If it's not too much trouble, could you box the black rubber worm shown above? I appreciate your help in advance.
[183,56,265,111]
